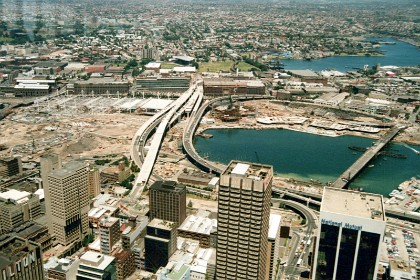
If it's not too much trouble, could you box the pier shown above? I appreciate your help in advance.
[332,126,402,189]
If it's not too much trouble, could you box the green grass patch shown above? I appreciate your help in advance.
[160,62,178,69]
[236,61,254,71]
[199,61,233,73]
[0,37,13,43]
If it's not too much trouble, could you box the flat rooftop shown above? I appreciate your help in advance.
[178,215,217,235]
[322,187,385,221]
[268,213,282,239]
[223,161,272,182]
[148,218,174,230]
[79,251,114,270]
[49,161,85,179]
[150,180,186,193]
[0,189,31,203]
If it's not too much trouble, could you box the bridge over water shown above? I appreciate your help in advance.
[331,126,402,189]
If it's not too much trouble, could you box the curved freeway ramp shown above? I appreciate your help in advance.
[130,83,199,199]
[182,95,272,174]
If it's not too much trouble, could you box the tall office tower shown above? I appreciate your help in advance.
[216,161,273,280]
[268,214,282,280]
[149,181,186,226]
[40,154,62,233]
[87,167,100,198]
[0,190,42,233]
[0,234,44,280]
[46,161,89,246]
[144,218,177,273]
[99,216,121,255]
[312,187,386,280]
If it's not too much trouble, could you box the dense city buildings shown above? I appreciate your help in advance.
[10,221,52,253]
[177,214,217,248]
[0,235,44,280]
[149,181,186,226]
[46,161,89,246]
[312,187,386,280]
[216,161,273,280]
[0,190,42,234]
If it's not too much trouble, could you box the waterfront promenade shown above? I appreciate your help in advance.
[331,126,402,189]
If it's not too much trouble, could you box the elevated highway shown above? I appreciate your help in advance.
[182,94,272,174]
[130,82,201,199]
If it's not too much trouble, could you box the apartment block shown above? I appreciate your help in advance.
[113,248,135,280]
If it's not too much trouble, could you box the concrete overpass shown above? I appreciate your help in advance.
[130,82,202,199]
[182,94,272,174]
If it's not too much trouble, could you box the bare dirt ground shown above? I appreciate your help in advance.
[0,109,149,161]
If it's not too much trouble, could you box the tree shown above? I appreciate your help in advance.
[188,200,193,207]
[191,61,199,69]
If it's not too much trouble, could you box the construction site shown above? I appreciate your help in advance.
[0,95,175,163]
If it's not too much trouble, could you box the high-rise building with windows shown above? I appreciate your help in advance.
[46,161,89,246]
[216,161,273,280]
[312,187,386,280]
[0,234,44,280]
[0,190,42,234]
[268,213,282,280]
[99,217,121,255]
[149,181,186,226]
[144,218,177,273]
[0,156,22,178]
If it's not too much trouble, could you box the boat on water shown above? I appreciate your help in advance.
[381,151,407,159]
[348,146,367,152]
[389,189,401,197]
[368,164,374,168]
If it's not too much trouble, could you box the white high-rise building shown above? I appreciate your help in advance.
[216,161,273,280]
[312,187,386,280]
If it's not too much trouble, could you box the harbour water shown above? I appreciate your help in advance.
[194,129,420,197]
[282,37,420,72]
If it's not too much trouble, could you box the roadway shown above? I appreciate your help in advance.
[182,94,272,174]
[332,126,402,188]
[130,82,201,199]
[271,198,317,280]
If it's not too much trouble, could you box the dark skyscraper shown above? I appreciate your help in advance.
[149,181,186,226]
[312,188,386,280]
